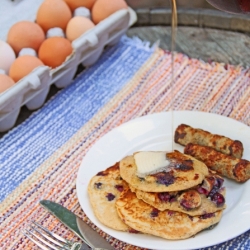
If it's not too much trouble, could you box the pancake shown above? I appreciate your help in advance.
[130,171,226,216]
[116,189,223,240]
[87,163,130,231]
[119,150,209,192]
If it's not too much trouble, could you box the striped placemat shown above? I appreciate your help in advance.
[1,36,250,250]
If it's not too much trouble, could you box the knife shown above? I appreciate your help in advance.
[40,200,115,250]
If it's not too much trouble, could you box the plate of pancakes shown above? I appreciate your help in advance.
[76,111,250,249]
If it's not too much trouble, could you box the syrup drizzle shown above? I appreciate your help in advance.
[170,0,178,150]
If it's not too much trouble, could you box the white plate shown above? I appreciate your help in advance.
[76,111,250,250]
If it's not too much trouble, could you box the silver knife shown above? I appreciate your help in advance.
[40,200,115,250]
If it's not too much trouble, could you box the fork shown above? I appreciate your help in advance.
[23,221,107,250]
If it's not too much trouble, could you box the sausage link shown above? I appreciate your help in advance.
[184,143,250,182]
[175,124,243,158]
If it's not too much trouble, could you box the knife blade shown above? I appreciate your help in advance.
[40,200,115,250]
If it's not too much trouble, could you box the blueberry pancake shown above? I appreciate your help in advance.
[116,189,223,240]
[87,163,130,231]
[119,150,209,193]
[130,170,226,216]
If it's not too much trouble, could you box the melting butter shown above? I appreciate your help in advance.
[134,151,171,178]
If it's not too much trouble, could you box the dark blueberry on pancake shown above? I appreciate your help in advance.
[150,208,159,218]
[158,192,176,203]
[180,200,192,210]
[94,182,102,189]
[211,192,225,207]
[214,176,224,188]
[169,196,177,202]
[200,213,215,219]
[175,160,193,171]
[208,186,218,198]
[138,177,145,182]
[154,172,175,186]
[158,192,171,202]
[197,186,209,196]
[167,211,174,216]
[106,193,115,201]
[115,185,124,192]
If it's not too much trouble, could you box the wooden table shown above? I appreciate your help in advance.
[0,5,250,138]
[127,26,250,67]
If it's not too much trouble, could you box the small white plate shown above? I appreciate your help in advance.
[76,111,250,250]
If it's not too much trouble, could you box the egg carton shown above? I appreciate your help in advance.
[0,7,137,132]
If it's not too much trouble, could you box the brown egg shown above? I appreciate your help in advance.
[9,55,44,82]
[36,0,72,33]
[38,37,73,68]
[7,21,45,55]
[66,16,95,41]
[64,0,96,11]
[92,0,128,24]
[0,74,16,93]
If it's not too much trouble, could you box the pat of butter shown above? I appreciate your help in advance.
[134,151,171,177]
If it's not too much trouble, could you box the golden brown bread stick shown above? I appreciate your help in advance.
[175,124,243,158]
[184,143,250,182]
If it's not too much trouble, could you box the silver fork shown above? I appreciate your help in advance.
[23,221,106,250]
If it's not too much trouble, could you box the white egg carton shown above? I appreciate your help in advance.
[0,7,137,132]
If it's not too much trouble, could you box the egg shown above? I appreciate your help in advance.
[64,0,96,11]
[36,0,72,33]
[38,37,73,68]
[66,16,95,41]
[7,21,45,55]
[0,74,16,93]
[0,40,16,74]
[91,0,128,24]
[9,55,44,82]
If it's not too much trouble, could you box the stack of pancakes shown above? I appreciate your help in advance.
[88,150,226,240]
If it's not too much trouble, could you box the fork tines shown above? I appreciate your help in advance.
[23,221,81,250]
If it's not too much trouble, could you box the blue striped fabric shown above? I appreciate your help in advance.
[205,232,250,250]
[0,36,154,202]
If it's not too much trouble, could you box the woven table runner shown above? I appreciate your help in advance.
[1,36,250,250]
